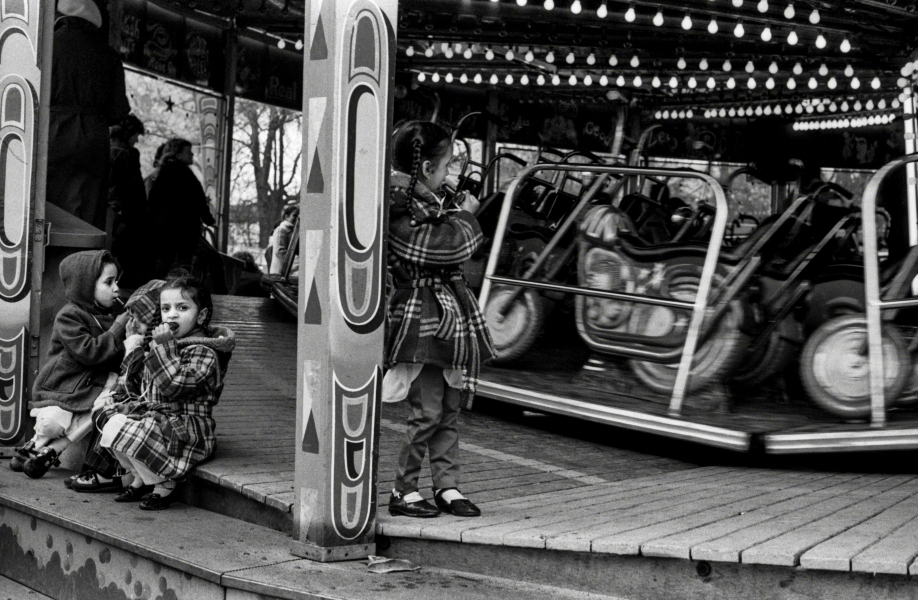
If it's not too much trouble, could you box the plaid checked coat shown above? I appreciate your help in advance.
[107,326,235,480]
[386,172,495,400]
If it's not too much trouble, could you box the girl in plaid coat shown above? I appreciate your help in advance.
[386,121,495,519]
[99,276,234,510]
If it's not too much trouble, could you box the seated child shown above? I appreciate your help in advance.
[99,276,234,510]
[69,279,166,493]
[12,250,127,477]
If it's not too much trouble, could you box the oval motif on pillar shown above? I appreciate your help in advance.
[0,329,25,442]
[0,76,33,302]
[336,4,387,334]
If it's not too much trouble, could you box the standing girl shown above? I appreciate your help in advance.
[99,276,234,510]
[385,121,495,518]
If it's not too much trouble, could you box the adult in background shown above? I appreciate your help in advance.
[47,0,130,231]
[266,205,299,276]
[147,139,225,292]
[109,114,151,288]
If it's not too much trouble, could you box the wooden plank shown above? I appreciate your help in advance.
[850,515,918,574]
[799,488,918,571]
[637,473,866,559]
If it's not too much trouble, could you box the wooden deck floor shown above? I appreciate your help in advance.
[205,296,918,576]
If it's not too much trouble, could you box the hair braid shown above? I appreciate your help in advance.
[406,138,426,224]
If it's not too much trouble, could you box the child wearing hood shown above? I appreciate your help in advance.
[12,250,127,477]
[99,275,235,510]
[68,279,166,493]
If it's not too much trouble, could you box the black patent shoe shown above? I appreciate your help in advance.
[434,489,481,517]
[9,442,37,472]
[115,484,154,503]
[23,447,60,479]
[388,492,440,518]
[139,484,181,511]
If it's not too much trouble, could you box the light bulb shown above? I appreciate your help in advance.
[652,76,661,87]
[764,105,773,115]
[587,53,596,65]
[569,74,577,85]
[828,77,837,89]
[844,64,853,77]
[829,101,837,111]
[757,0,768,11]
[474,73,483,84]
[418,72,426,82]
[761,27,772,42]
[669,76,679,88]
[815,34,826,49]
[841,100,849,111]
[738,107,746,117]
[525,50,534,62]
[584,75,593,85]
[566,52,576,64]
[746,61,755,73]
[748,77,757,89]
[755,106,764,116]
[784,3,795,19]
[840,38,851,53]
[769,62,778,74]
[600,75,609,86]
[787,77,796,89]
[723,60,732,72]
[552,74,561,85]
[818,64,828,76]
[707,17,719,34]
[537,74,545,85]
[546,51,555,63]
[719,108,727,117]
[653,9,664,26]
[662,110,670,120]
[729,107,737,117]
[464,48,473,59]
[656,111,663,120]
[808,77,817,89]
[616,75,626,86]
[866,99,874,109]
[631,55,640,68]
[878,99,886,109]
[689,76,698,88]
[505,49,514,60]
[732,0,743,7]
[734,21,745,37]
[633,75,642,87]
[460,73,468,83]
[682,13,693,30]
[597,1,608,18]
[851,76,860,89]
[766,77,775,89]
[424,46,434,57]
[517,0,527,5]
[295,39,304,51]
[571,0,582,14]
[787,30,798,45]
[727,77,736,89]
[854,100,862,110]
[277,38,286,49]
[431,73,440,82]
[687,109,694,118]
[707,77,716,88]
[678,57,687,70]
[700,59,709,70]
[490,74,499,85]
[505,74,514,84]
[776,105,784,114]
[486,48,495,60]
[624,5,636,22]
[405,45,415,57]
[445,48,454,58]
[793,62,803,75]
[544,0,554,8]
[608,54,618,66]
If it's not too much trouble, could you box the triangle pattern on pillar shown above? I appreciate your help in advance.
[310,14,328,60]
[304,279,322,325]
[306,152,324,193]
[301,411,319,454]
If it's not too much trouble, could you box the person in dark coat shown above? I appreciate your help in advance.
[146,139,218,281]
[47,0,130,231]
[14,250,128,478]
[109,114,151,288]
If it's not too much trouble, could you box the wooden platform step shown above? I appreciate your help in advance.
[0,575,53,600]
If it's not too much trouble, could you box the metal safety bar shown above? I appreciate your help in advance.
[478,163,730,417]
[862,153,918,427]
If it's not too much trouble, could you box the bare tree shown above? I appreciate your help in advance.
[232,99,302,249]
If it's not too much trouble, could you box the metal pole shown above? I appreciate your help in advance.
[292,0,395,562]
[217,28,238,254]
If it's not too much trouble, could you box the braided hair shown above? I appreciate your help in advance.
[392,121,451,197]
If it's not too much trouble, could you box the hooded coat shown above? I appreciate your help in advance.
[31,250,127,413]
[108,326,235,480]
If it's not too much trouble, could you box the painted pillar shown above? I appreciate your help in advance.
[292,0,396,562]
[194,92,224,247]
[0,0,51,452]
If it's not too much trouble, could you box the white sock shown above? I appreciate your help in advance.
[402,491,424,503]
[438,489,465,503]
[152,481,176,497]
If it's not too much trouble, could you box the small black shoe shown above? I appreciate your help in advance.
[139,484,181,511]
[23,447,60,479]
[434,489,481,517]
[388,492,440,518]
[9,442,37,472]
[115,484,154,503]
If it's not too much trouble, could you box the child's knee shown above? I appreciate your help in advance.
[34,417,67,440]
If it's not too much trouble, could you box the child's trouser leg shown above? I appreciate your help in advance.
[429,382,461,492]
[31,406,71,449]
[64,411,93,443]
[111,450,165,487]
[395,365,456,494]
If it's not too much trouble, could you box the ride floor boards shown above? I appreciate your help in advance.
[204,296,918,575]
